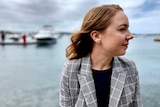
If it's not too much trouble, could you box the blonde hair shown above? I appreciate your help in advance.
[66,4,123,60]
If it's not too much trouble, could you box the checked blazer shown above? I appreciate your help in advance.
[60,55,143,107]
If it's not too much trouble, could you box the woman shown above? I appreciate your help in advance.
[60,4,143,107]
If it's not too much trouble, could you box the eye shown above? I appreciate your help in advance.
[119,28,126,31]
[119,27,129,33]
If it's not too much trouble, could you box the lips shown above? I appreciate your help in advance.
[122,44,128,46]
[122,43,128,48]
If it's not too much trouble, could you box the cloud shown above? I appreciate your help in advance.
[98,0,160,33]
[0,0,159,33]
[123,0,160,33]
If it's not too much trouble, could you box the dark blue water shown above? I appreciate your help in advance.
[0,35,159,107]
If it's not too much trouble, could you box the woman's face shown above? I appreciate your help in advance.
[99,10,133,56]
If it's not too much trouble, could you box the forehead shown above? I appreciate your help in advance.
[110,11,129,27]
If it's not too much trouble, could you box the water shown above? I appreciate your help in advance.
[0,35,160,107]
[125,36,160,107]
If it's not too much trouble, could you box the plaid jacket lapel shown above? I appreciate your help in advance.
[109,57,127,107]
[77,55,98,107]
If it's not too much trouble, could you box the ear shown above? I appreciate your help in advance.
[90,30,101,44]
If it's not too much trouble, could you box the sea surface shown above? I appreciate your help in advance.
[0,35,159,107]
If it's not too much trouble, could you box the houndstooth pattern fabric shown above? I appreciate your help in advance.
[59,55,143,107]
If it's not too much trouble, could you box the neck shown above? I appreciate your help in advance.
[90,52,113,71]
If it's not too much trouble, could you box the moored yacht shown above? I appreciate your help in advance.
[34,25,59,44]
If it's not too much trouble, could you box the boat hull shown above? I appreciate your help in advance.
[36,38,56,44]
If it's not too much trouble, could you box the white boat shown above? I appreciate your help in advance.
[8,33,20,41]
[34,25,59,44]
[0,38,37,45]
[0,33,37,45]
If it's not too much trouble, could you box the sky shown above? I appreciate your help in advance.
[0,0,159,34]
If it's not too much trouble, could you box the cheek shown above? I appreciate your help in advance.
[101,39,118,51]
[101,34,124,47]
[104,39,121,46]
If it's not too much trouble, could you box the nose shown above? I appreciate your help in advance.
[126,31,134,40]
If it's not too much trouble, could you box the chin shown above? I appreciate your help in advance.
[116,52,126,56]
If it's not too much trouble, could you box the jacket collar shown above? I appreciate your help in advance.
[77,55,127,107]
[109,57,127,107]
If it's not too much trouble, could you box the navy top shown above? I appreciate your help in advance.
[92,67,112,107]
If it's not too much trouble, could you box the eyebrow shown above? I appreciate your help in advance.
[119,24,129,27]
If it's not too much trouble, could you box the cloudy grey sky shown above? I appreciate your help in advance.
[0,0,159,33]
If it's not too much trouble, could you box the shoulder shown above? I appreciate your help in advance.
[64,58,81,71]
[114,56,136,68]
[115,56,139,78]
[61,58,82,78]
[113,56,138,74]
